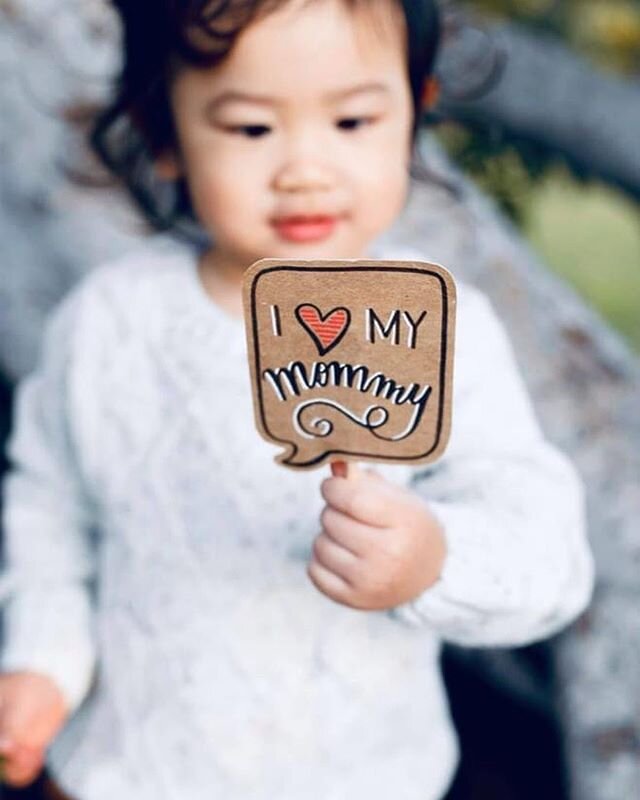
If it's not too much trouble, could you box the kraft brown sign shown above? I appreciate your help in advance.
[242,259,457,470]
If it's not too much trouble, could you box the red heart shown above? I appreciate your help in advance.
[295,304,351,355]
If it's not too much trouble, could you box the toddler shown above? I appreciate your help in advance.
[0,1,593,798]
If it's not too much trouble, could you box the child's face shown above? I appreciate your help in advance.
[165,0,414,270]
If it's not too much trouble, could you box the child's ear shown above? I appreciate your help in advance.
[154,151,181,181]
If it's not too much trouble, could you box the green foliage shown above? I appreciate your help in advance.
[440,0,640,221]
[525,170,640,351]
[463,0,640,73]
[437,124,553,224]
[442,2,640,349]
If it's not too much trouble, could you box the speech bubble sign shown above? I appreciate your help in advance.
[242,259,456,470]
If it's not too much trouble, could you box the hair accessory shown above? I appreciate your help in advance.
[421,77,440,110]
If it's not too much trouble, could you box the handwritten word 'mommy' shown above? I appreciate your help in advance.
[263,360,431,414]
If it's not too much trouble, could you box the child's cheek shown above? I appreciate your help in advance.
[186,153,264,238]
[352,146,410,234]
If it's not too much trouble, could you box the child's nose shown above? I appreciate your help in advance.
[272,131,336,193]
[273,160,335,193]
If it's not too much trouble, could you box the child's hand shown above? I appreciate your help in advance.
[308,464,447,611]
[0,671,68,788]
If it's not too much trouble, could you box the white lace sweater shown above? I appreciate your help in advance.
[0,237,593,800]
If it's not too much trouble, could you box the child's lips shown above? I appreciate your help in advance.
[271,214,343,243]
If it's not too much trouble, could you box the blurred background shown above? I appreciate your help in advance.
[440,0,640,353]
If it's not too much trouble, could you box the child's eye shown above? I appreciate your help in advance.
[336,117,374,132]
[227,125,272,138]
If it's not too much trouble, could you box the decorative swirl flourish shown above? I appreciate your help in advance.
[293,398,426,443]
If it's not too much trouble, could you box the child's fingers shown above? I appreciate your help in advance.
[321,476,399,527]
[306,558,352,606]
[319,506,378,557]
[311,530,359,584]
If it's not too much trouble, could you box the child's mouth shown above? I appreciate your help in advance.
[271,215,341,243]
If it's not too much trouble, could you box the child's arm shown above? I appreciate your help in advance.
[310,287,594,646]
[0,290,97,722]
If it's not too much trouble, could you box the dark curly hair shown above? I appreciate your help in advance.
[92,0,442,239]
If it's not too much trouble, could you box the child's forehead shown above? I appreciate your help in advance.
[184,0,405,61]
[189,0,407,86]
[253,0,405,44]
[260,0,405,31]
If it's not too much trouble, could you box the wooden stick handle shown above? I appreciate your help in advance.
[330,460,357,479]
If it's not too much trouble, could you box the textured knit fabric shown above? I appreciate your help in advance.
[0,236,593,800]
